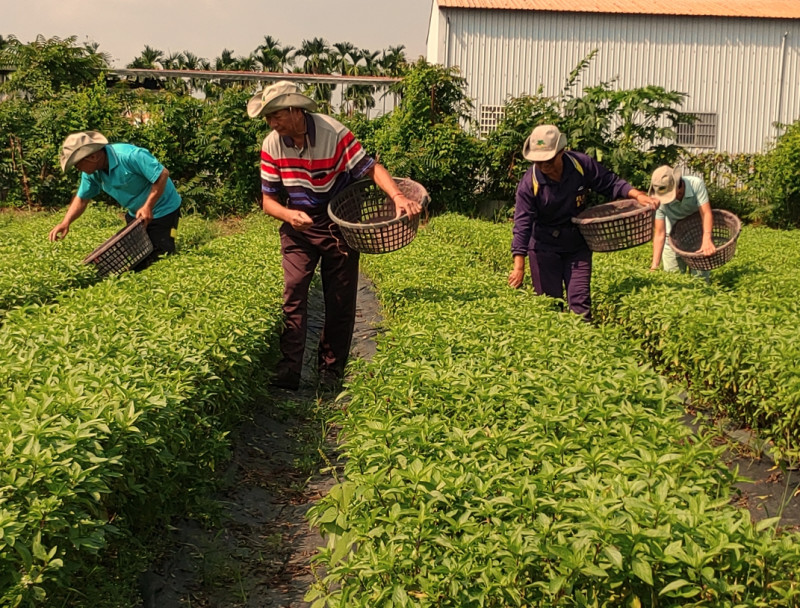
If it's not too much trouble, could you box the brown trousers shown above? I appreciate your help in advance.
[278,214,360,378]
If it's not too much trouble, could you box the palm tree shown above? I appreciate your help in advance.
[179,51,206,95]
[331,42,358,75]
[257,37,295,70]
[381,45,408,77]
[277,46,295,72]
[342,48,381,116]
[330,41,359,109]
[214,49,237,71]
[128,45,164,69]
[180,51,203,70]
[296,38,335,110]
[258,35,282,53]
[297,37,330,74]
[236,54,260,72]
[83,41,112,66]
[256,47,282,73]
[162,52,184,70]
[359,49,382,76]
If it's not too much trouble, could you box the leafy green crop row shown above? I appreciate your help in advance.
[0,207,224,318]
[0,207,120,316]
[306,221,800,607]
[0,215,283,606]
[426,215,800,459]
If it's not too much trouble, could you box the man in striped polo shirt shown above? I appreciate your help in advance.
[248,80,421,391]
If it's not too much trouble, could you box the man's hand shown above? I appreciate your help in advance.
[508,268,524,288]
[633,191,660,210]
[393,193,422,219]
[135,205,154,225]
[49,222,70,242]
[700,239,717,256]
[508,255,526,288]
[288,210,313,232]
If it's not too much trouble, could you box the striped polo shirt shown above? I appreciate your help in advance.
[260,113,375,209]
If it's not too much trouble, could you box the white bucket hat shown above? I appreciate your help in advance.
[649,165,682,204]
[246,80,318,118]
[522,125,567,162]
[60,131,108,171]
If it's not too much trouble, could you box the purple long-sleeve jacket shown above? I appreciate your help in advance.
[511,151,634,254]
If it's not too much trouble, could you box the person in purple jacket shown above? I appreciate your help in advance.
[508,125,658,321]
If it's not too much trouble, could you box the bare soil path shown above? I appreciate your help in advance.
[137,274,380,607]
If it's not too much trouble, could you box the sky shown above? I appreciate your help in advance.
[4,0,433,68]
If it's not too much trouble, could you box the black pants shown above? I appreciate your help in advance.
[278,215,360,379]
[126,207,181,271]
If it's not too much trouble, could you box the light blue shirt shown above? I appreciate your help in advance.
[77,143,181,218]
[655,175,710,233]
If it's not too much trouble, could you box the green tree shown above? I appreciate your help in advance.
[481,90,560,200]
[0,35,108,100]
[362,59,483,214]
[481,51,687,202]
[0,79,132,208]
[561,83,685,186]
[753,119,800,227]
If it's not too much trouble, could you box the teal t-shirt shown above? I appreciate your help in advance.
[655,175,710,233]
[76,143,181,218]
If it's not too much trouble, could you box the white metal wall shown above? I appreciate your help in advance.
[428,8,800,153]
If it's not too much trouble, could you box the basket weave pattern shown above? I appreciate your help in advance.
[571,199,655,252]
[328,178,429,254]
[668,208,741,271]
[83,219,154,277]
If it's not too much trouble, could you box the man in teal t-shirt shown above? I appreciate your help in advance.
[648,165,715,279]
[49,130,182,270]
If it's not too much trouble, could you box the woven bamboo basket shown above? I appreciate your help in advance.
[83,219,153,277]
[668,209,741,271]
[328,178,429,254]
[571,199,655,252]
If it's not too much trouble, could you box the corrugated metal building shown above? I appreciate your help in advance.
[426,0,800,152]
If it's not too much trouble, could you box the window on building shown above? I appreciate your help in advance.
[677,113,717,148]
[479,105,506,137]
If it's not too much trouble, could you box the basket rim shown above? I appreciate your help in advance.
[668,209,742,258]
[83,218,149,264]
[327,177,430,230]
[571,199,653,225]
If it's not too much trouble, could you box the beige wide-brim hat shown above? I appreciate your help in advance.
[522,124,567,162]
[649,165,682,204]
[60,131,108,171]
[246,80,318,118]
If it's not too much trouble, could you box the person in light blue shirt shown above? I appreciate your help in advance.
[49,130,181,270]
[649,165,715,279]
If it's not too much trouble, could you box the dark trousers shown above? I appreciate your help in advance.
[528,247,593,321]
[278,218,360,378]
[126,208,181,271]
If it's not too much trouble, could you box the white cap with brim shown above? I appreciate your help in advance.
[246,80,318,118]
[60,131,108,171]
[522,125,567,162]
[649,165,682,204]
